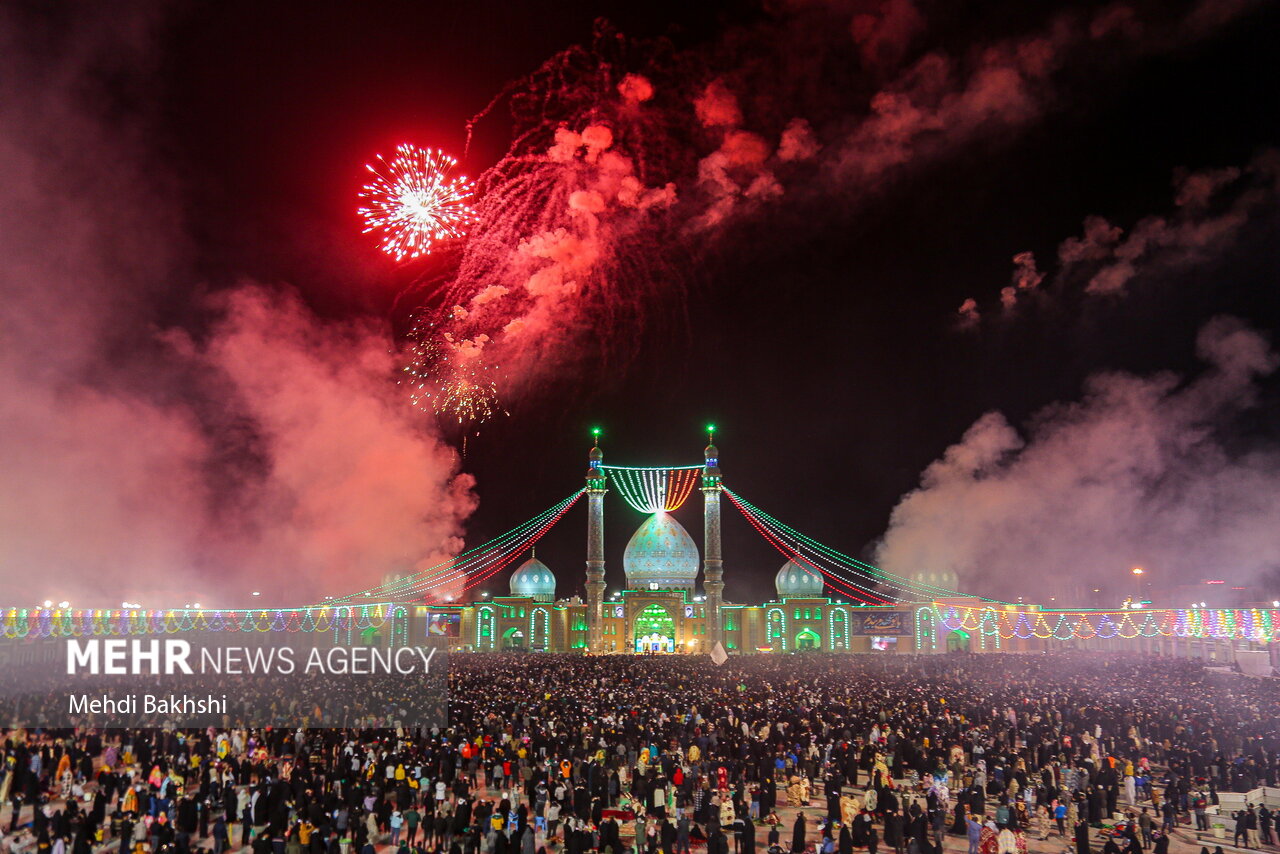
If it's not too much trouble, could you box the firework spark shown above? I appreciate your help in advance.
[359,145,476,261]
[401,318,506,427]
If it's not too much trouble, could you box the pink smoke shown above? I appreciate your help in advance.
[877,317,1280,599]
[0,5,476,608]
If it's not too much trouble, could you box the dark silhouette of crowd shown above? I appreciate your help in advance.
[2,653,1278,854]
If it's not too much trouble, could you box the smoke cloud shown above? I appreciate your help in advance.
[0,4,475,608]
[966,150,1279,315]
[876,316,1280,599]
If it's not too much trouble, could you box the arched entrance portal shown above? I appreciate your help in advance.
[947,628,970,652]
[633,603,676,653]
[795,628,820,650]
[502,627,526,650]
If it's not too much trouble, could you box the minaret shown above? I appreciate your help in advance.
[585,430,608,653]
[701,426,724,648]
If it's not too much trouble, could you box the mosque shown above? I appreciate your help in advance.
[409,439,1009,655]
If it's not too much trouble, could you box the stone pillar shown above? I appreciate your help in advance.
[585,443,607,653]
[702,439,724,648]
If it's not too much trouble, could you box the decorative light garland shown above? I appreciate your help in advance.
[725,490,900,604]
[914,603,1280,646]
[3,492,585,637]
[0,602,406,640]
[330,491,584,602]
[450,493,584,598]
[726,489,1015,604]
[601,465,702,513]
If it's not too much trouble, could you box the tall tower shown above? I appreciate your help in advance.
[585,432,608,653]
[702,427,725,647]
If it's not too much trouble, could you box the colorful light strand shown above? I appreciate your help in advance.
[328,491,583,603]
[724,490,895,605]
[603,465,702,513]
[0,492,586,638]
[726,489,1015,604]
[914,603,1280,646]
[0,603,403,641]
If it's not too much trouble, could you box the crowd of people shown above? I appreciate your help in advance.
[1,653,1278,854]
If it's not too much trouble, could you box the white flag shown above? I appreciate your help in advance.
[710,641,728,666]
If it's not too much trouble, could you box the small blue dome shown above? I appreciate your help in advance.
[510,556,557,602]
[776,559,824,598]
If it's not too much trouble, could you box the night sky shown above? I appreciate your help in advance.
[3,0,1279,608]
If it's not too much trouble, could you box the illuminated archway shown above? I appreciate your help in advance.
[766,607,787,651]
[633,603,675,652]
[795,628,820,650]
[476,605,496,651]
[502,626,526,650]
[529,607,550,650]
[829,607,848,651]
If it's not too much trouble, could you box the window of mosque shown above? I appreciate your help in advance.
[725,616,736,631]
[794,608,801,620]
[814,608,822,618]
[519,608,526,618]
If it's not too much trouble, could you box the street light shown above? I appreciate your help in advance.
[1131,567,1144,575]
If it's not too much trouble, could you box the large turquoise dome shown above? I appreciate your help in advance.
[776,559,824,598]
[510,555,556,602]
[623,513,700,591]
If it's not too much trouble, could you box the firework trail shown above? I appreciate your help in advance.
[390,24,699,403]
[381,5,1259,410]
[359,145,476,261]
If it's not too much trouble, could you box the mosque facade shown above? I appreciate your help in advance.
[408,440,1045,656]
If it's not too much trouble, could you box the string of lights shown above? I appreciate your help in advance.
[0,603,403,640]
[725,489,1015,604]
[604,466,701,513]
[724,490,896,605]
[419,490,583,600]
[1,492,587,638]
[917,603,1280,643]
[328,491,584,603]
